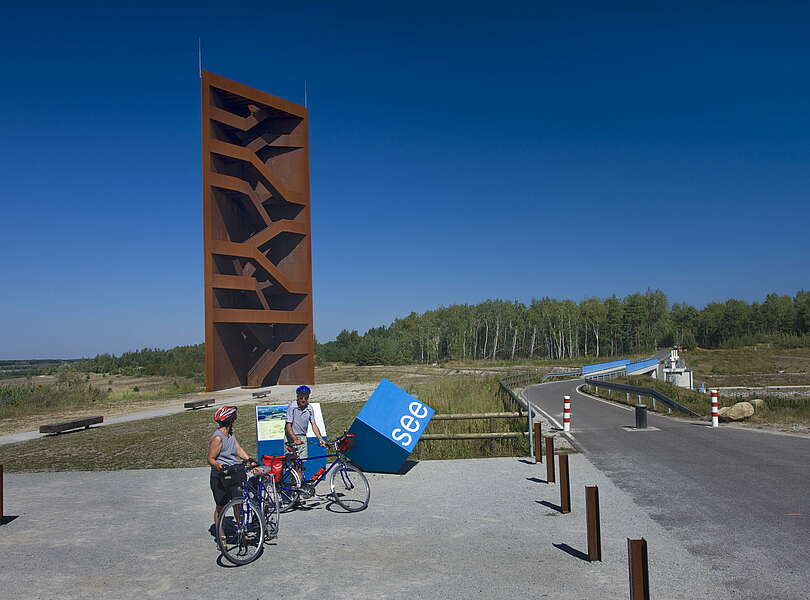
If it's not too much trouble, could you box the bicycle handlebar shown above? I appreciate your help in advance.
[281,431,353,456]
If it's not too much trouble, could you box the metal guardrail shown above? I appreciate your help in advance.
[542,370,581,381]
[499,369,581,391]
[583,378,703,418]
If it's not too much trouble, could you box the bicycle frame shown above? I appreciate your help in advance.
[232,471,276,531]
[277,447,352,498]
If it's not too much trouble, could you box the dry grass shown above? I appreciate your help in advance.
[0,374,203,435]
[0,375,537,472]
[0,401,365,473]
[313,362,536,385]
[406,377,529,460]
[684,346,810,388]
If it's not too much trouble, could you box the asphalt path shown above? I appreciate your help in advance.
[525,379,810,600]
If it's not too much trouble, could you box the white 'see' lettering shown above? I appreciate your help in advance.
[391,428,412,446]
[391,401,429,447]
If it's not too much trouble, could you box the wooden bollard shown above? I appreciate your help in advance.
[586,485,602,561]
[627,538,650,600]
[545,437,555,483]
[559,455,571,513]
[533,423,542,463]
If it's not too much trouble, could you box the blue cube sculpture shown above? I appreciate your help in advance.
[345,379,435,473]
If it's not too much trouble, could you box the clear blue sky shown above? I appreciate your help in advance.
[1,2,809,359]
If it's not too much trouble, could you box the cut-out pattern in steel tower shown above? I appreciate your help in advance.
[202,71,314,391]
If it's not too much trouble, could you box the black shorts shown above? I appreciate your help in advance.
[210,469,241,507]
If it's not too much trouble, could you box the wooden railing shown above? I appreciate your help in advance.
[420,411,527,441]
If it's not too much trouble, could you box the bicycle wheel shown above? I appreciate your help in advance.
[329,462,370,512]
[277,467,301,512]
[262,477,280,540]
[216,498,265,565]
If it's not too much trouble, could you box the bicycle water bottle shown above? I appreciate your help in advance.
[310,467,326,481]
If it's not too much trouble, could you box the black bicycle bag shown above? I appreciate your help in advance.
[221,464,247,487]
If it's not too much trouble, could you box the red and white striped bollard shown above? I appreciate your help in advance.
[563,395,572,432]
[711,389,719,427]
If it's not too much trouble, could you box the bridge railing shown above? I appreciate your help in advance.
[582,378,703,418]
[586,369,626,381]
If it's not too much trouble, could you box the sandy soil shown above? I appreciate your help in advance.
[725,421,810,437]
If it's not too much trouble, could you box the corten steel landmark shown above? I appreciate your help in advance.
[201,71,314,391]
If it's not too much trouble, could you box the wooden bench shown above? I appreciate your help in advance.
[184,398,215,410]
[39,416,103,435]
[251,391,269,399]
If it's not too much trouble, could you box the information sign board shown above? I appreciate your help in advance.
[255,403,326,479]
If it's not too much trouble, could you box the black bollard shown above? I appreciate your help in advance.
[634,405,648,429]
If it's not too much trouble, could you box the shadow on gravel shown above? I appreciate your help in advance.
[0,515,18,525]
[396,460,419,475]
[517,459,535,465]
[526,477,548,484]
[216,555,241,569]
[553,542,589,562]
[536,500,563,512]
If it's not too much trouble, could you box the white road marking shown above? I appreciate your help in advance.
[575,385,634,412]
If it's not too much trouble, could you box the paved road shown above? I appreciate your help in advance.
[1,458,728,599]
[525,379,810,600]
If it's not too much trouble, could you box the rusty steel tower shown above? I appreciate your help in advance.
[201,71,314,391]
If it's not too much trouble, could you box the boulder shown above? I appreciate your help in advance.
[750,398,766,410]
[719,401,755,422]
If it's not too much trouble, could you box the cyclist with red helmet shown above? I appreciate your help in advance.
[207,405,255,524]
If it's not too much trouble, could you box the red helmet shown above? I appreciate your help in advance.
[213,406,238,423]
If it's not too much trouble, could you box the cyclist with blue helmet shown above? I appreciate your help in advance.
[285,385,326,476]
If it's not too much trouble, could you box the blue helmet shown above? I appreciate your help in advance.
[296,385,311,396]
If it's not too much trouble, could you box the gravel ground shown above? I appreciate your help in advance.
[1,457,729,599]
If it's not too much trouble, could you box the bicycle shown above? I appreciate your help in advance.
[271,431,370,513]
[215,457,283,565]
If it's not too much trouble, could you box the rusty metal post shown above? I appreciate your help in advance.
[559,455,571,513]
[533,422,542,463]
[627,538,650,600]
[586,485,602,561]
[545,437,555,483]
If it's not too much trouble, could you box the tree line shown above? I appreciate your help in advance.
[75,344,204,380]
[63,290,810,372]
[317,290,810,365]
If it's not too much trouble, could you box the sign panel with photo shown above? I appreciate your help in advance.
[255,403,326,479]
